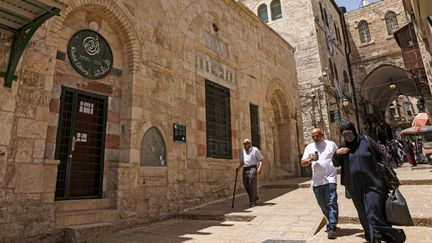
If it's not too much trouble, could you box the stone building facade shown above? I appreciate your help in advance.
[0,0,301,241]
[403,0,432,96]
[345,0,431,137]
[239,0,357,145]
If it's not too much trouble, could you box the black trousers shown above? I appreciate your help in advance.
[351,187,406,243]
[242,166,258,205]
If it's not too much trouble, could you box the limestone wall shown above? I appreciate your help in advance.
[239,0,352,145]
[345,0,407,103]
[0,0,300,240]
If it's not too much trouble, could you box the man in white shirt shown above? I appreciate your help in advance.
[301,128,339,239]
[236,139,264,207]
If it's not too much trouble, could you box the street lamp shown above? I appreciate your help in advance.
[342,97,349,108]
[342,97,349,121]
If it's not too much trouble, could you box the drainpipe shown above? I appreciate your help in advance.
[339,8,361,132]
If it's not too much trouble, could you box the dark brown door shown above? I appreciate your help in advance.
[55,87,108,200]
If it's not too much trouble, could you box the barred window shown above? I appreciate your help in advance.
[140,127,167,167]
[258,4,268,23]
[358,20,371,44]
[250,104,260,149]
[270,0,282,20]
[205,80,232,159]
[385,11,399,35]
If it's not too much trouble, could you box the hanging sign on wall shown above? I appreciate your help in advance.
[67,29,113,79]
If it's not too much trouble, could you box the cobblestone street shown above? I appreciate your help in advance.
[98,164,432,243]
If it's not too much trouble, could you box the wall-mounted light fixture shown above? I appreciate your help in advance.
[389,78,396,90]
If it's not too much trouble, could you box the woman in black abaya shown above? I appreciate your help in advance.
[333,123,405,243]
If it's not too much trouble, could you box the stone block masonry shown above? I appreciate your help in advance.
[0,0,301,241]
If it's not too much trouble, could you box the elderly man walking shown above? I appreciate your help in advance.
[236,139,264,208]
[301,128,339,239]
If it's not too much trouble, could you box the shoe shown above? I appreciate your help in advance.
[249,203,256,208]
[327,229,337,239]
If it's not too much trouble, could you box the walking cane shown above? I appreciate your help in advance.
[232,169,239,208]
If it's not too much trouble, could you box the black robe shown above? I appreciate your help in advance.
[333,135,405,243]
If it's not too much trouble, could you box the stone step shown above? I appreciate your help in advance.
[307,224,432,242]
[55,199,111,212]
[262,178,311,189]
[63,222,113,243]
[56,209,117,227]
[400,179,432,185]
[339,216,432,227]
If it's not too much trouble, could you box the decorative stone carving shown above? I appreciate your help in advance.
[205,32,228,58]
[196,53,235,86]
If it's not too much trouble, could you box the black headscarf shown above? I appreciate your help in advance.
[339,122,359,149]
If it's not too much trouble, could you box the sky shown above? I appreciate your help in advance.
[334,0,380,12]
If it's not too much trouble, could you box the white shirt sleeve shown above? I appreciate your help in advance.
[331,142,338,154]
[301,144,311,160]
[255,147,264,161]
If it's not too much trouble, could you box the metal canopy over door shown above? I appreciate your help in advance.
[55,87,108,200]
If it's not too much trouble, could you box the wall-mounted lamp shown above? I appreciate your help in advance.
[342,97,349,107]
[389,78,396,90]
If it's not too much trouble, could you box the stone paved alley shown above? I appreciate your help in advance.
[98,164,432,243]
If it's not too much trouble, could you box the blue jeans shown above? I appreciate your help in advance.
[313,183,339,230]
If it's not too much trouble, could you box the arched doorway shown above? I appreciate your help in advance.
[360,64,432,139]
[269,88,295,175]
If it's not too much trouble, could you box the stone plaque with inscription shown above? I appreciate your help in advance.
[67,29,113,79]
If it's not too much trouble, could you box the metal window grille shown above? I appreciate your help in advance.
[205,80,232,159]
[258,4,268,23]
[250,104,260,149]
[55,89,107,199]
[385,11,399,35]
[358,20,371,44]
[270,0,282,20]
[140,127,167,167]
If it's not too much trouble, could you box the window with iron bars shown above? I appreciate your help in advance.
[205,80,232,159]
[250,104,260,149]
[358,20,371,44]
[385,11,399,35]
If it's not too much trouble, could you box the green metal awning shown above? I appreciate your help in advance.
[0,0,67,87]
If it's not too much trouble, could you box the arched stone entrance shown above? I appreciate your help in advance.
[267,81,298,176]
[360,64,432,139]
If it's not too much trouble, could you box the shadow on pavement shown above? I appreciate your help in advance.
[337,227,364,237]
[99,188,299,242]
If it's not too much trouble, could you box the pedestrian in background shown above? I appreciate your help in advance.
[333,122,405,243]
[301,128,339,240]
[236,139,264,208]
[404,140,417,167]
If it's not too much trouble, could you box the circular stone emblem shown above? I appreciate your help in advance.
[67,29,113,79]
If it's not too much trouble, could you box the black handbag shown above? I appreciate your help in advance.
[365,136,400,188]
[385,189,414,226]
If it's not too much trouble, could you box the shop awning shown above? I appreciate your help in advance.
[401,125,432,135]
[0,0,67,87]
